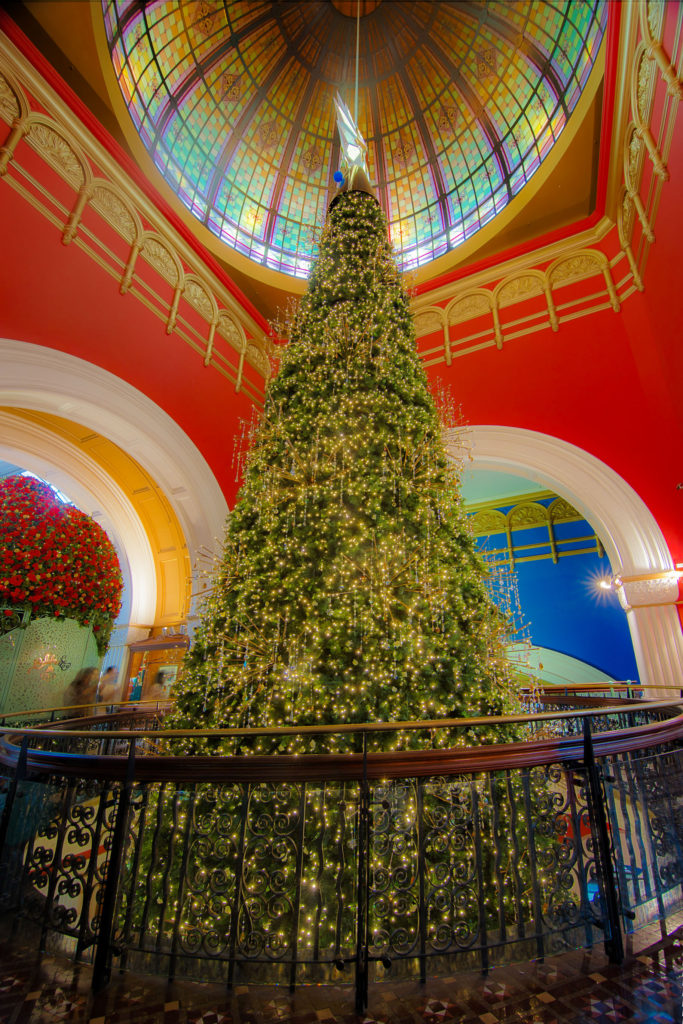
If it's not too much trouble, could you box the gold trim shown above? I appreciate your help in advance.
[1,407,193,629]
[616,571,681,584]
[464,488,557,513]
[1,8,681,381]
[89,4,607,301]
[413,2,682,368]
[466,490,601,569]
[90,5,309,301]
[1,167,265,405]
[411,43,608,289]
[0,31,272,395]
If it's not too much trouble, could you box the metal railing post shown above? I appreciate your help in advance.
[227,784,250,989]
[354,730,369,1014]
[582,718,624,964]
[289,782,308,993]
[0,734,28,908]
[0,734,28,858]
[92,737,136,992]
[416,777,427,985]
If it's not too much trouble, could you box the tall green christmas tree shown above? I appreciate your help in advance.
[168,183,517,753]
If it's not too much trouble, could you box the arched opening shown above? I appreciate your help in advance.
[447,426,683,695]
[0,339,229,665]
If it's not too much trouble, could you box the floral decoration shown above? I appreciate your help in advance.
[0,476,123,655]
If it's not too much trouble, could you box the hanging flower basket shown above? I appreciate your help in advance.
[0,475,123,655]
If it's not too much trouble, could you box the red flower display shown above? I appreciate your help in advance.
[0,476,123,655]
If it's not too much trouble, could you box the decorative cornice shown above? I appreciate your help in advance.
[0,408,156,628]
[448,425,675,578]
[448,424,683,691]
[0,30,273,402]
[615,572,681,610]
[1,6,680,380]
[0,339,228,565]
[415,216,615,312]
[413,0,682,366]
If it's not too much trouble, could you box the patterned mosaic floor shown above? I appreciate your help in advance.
[0,920,680,1024]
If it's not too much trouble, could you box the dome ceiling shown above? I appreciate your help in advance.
[102,0,607,279]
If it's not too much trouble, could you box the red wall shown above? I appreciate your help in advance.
[427,295,683,563]
[422,4,683,567]
[0,169,256,503]
[1,7,681,570]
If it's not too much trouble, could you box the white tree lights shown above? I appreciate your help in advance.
[166,187,518,752]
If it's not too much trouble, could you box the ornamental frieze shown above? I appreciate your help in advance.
[26,120,86,188]
[185,278,215,320]
[549,498,581,522]
[617,574,679,609]
[142,237,181,286]
[91,184,138,244]
[0,70,19,121]
[496,274,544,307]
[447,292,491,323]
[549,254,602,287]
[509,503,547,528]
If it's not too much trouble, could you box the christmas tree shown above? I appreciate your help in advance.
[167,183,517,753]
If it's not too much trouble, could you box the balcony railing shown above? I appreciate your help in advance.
[0,692,681,1012]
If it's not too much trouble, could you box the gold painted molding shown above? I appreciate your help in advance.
[0,32,273,404]
[468,491,603,568]
[3,407,192,630]
[1,5,680,381]
[412,0,682,367]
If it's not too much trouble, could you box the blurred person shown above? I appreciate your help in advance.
[97,665,119,705]
[146,669,167,703]
[63,667,98,716]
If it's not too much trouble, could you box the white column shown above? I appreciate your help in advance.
[616,574,683,698]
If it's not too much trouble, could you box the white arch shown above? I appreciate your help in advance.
[0,410,152,630]
[0,339,228,633]
[0,339,227,548]
[446,425,683,694]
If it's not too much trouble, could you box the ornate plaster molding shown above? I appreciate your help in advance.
[0,408,155,633]
[615,572,680,610]
[450,424,683,691]
[448,424,673,576]
[0,33,272,400]
[0,339,228,574]
[413,0,682,365]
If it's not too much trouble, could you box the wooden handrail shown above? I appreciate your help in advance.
[2,697,680,738]
[0,699,172,721]
[2,682,679,723]
[0,703,680,784]
[522,683,643,692]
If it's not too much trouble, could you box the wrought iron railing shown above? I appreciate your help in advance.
[0,696,681,1012]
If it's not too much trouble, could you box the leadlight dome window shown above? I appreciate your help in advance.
[102,0,607,278]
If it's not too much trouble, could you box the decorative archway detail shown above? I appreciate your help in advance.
[0,339,228,641]
[446,425,682,694]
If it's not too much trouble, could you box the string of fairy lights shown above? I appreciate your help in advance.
[127,772,559,965]
[166,190,520,756]
[136,189,558,972]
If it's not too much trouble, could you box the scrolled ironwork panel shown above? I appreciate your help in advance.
[367,780,420,962]
[421,776,479,955]
[116,782,236,962]
[526,764,587,939]
[423,765,595,966]
[113,779,363,982]
[236,781,304,963]
[5,776,118,952]
[603,748,683,929]
[293,782,359,976]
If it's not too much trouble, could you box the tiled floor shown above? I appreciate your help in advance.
[0,921,680,1024]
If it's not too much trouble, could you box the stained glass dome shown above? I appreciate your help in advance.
[102,0,607,278]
